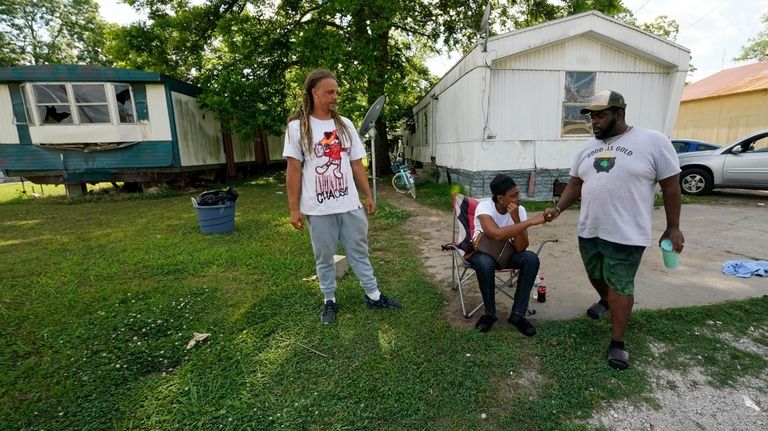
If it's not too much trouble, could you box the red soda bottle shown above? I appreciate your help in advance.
[536,276,547,303]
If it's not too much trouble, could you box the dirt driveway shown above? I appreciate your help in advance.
[377,186,768,328]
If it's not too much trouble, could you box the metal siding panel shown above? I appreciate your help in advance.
[28,123,162,144]
[494,42,567,70]
[230,132,257,162]
[61,141,174,170]
[673,93,768,143]
[145,85,172,140]
[0,65,162,83]
[0,144,173,174]
[489,70,561,141]
[599,42,667,73]
[267,135,283,162]
[172,92,224,167]
[431,70,487,169]
[0,144,63,170]
[564,38,601,70]
[598,73,670,133]
[0,85,22,144]
[494,36,669,74]
[436,70,485,144]
[133,84,149,121]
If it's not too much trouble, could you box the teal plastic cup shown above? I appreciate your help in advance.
[660,239,678,269]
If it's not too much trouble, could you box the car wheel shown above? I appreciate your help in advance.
[680,168,713,195]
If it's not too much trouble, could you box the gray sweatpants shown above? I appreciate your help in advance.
[306,207,378,300]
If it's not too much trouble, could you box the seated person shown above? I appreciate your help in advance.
[469,174,547,335]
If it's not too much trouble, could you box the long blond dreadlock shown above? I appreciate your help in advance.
[287,68,353,157]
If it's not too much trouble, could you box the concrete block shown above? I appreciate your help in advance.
[333,255,348,278]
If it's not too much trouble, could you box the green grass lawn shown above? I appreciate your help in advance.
[1,175,766,430]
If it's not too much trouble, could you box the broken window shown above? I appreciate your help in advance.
[26,83,138,126]
[562,71,595,136]
[33,84,73,124]
[73,84,110,124]
[113,84,136,123]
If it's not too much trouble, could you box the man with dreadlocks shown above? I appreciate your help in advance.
[283,68,403,325]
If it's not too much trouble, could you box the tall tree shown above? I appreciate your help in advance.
[0,0,111,66]
[495,0,628,31]
[735,12,768,62]
[617,13,679,40]
[111,0,489,174]
[107,0,663,174]
[0,31,23,67]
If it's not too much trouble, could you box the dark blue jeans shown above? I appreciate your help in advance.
[468,250,540,319]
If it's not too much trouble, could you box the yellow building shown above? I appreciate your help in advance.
[673,61,768,144]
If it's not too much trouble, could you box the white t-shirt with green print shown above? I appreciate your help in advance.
[569,126,680,247]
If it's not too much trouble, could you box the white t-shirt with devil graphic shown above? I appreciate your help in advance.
[283,116,366,215]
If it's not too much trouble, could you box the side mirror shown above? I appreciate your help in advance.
[731,145,743,154]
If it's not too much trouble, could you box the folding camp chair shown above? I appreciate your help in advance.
[441,193,557,318]
[552,179,566,205]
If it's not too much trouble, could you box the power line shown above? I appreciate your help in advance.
[633,0,653,14]
[679,0,728,35]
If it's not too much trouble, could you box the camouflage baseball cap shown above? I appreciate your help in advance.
[580,90,626,114]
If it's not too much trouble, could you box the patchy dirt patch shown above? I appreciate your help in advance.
[377,186,482,330]
[585,336,768,431]
[714,324,768,358]
[586,367,767,431]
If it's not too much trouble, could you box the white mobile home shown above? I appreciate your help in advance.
[405,11,690,199]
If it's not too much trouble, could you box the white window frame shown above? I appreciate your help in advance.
[112,83,137,124]
[23,82,138,126]
[71,83,111,125]
[561,71,596,137]
[31,83,75,125]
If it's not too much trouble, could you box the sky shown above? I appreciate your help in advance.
[427,0,768,83]
[96,0,768,83]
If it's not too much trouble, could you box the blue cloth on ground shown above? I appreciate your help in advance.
[722,260,768,278]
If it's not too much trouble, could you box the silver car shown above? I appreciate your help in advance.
[677,128,768,195]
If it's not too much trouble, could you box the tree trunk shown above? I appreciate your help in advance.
[368,25,391,178]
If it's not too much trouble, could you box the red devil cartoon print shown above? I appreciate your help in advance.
[313,129,348,179]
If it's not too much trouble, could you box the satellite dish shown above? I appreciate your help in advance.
[480,0,490,34]
[480,0,491,52]
[358,95,385,138]
[358,95,385,205]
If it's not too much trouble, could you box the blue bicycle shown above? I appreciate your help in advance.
[391,162,416,199]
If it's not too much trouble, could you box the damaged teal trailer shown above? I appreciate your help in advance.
[0,65,280,195]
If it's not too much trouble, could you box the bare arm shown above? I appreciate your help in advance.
[509,203,531,252]
[286,157,304,230]
[478,211,546,252]
[543,176,583,222]
[658,174,685,253]
[351,159,375,215]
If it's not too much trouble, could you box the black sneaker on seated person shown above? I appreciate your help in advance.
[364,294,403,309]
[508,316,537,337]
[475,315,498,333]
[321,300,338,325]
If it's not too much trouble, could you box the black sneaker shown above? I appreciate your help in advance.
[364,294,403,309]
[508,316,537,337]
[320,300,337,325]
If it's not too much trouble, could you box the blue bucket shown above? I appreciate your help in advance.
[192,198,236,234]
